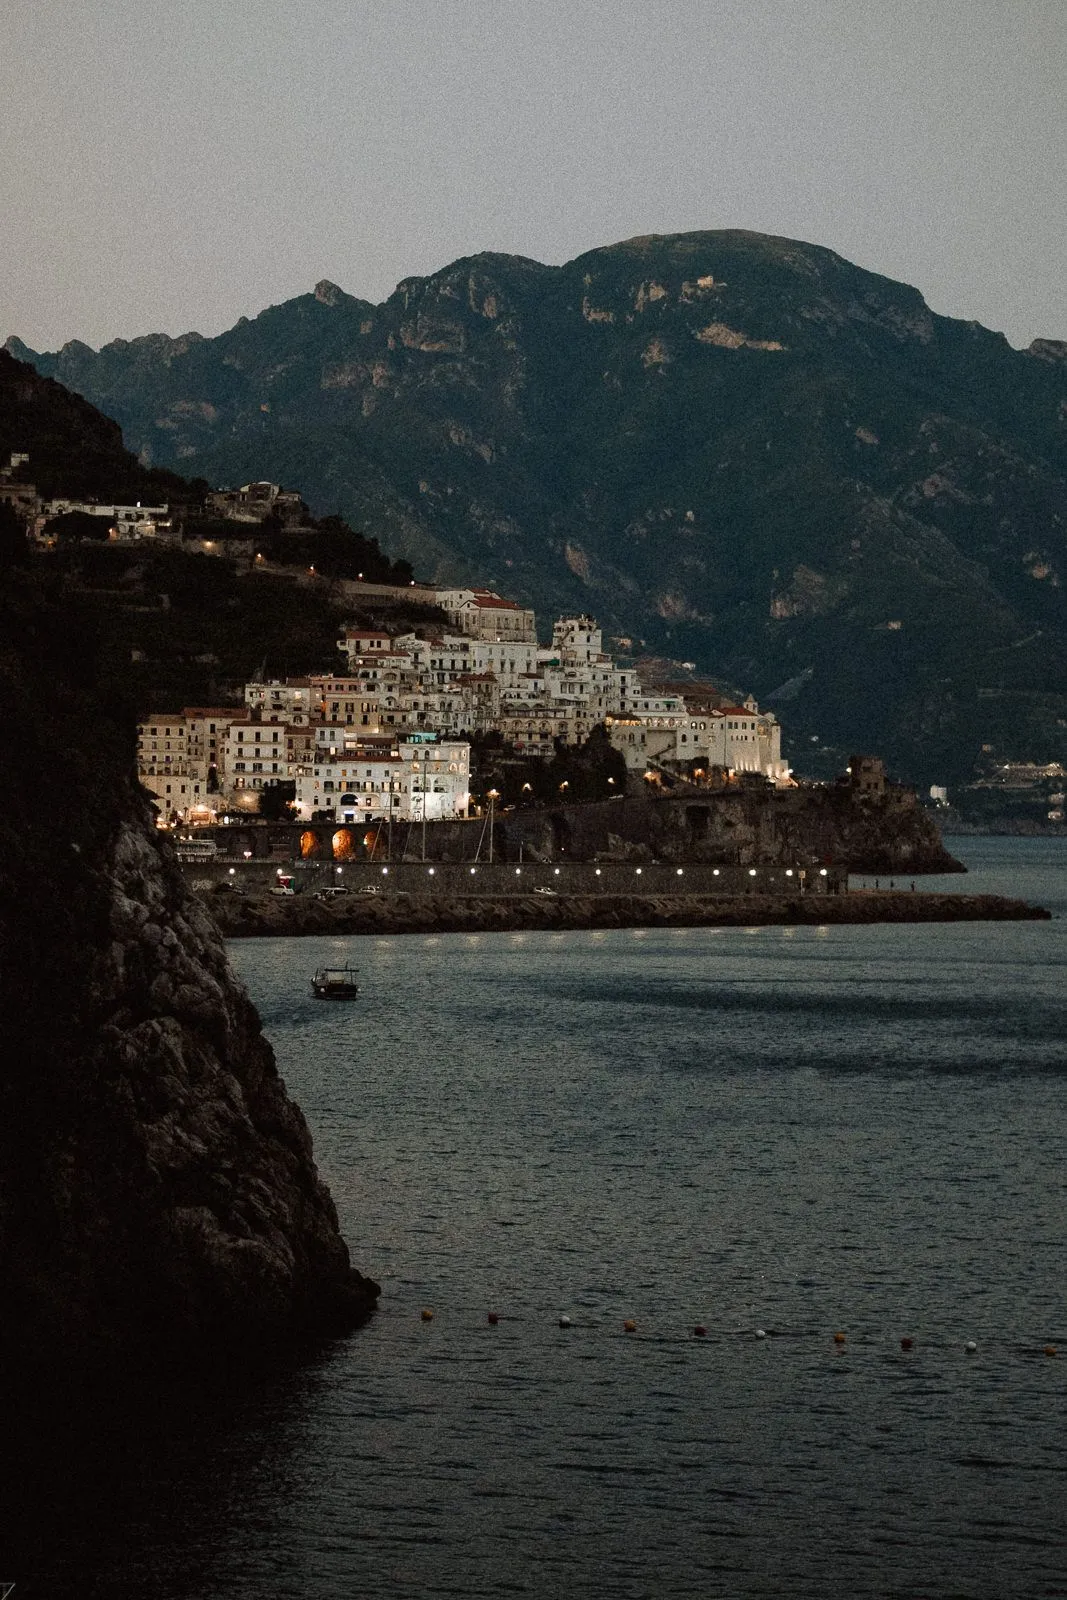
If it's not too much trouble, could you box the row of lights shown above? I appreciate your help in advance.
[231,864,829,880]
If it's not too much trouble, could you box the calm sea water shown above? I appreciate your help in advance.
[6,838,1066,1598]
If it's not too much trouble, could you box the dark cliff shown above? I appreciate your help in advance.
[11,231,1067,784]
[0,572,378,1370]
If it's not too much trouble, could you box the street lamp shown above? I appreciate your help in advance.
[487,789,500,863]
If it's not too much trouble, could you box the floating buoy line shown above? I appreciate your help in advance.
[405,1311,1060,1358]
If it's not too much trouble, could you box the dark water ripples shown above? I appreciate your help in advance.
[6,839,1067,1597]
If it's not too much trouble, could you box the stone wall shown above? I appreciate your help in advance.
[192,784,960,875]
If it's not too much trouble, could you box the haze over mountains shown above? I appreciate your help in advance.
[9,230,1067,784]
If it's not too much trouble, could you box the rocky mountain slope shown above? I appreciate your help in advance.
[0,569,378,1370]
[10,231,1067,782]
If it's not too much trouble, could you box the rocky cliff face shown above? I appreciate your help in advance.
[10,230,1067,783]
[0,573,377,1370]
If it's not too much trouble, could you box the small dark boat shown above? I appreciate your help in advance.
[311,965,360,1001]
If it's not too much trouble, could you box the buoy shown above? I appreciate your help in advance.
[487,1312,499,1326]
[558,1314,572,1329]
[833,1331,847,1344]
[693,1325,707,1338]
[623,1318,637,1333]
[421,1308,434,1322]
[965,1340,977,1353]
[1043,1344,1057,1357]
[900,1336,914,1351]
[755,1328,767,1340]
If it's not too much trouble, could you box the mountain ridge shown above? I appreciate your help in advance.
[9,229,1067,783]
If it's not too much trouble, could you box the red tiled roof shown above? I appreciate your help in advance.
[468,592,522,610]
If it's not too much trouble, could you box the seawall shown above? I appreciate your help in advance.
[208,890,1050,938]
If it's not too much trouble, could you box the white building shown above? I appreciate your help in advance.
[137,713,210,820]
[292,733,470,824]
[244,679,313,723]
[435,588,537,642]
[294,749,407,825]
[401,734,471,820]
[39,499,171,541]
[606,698,788,784]
[222,718,291,802]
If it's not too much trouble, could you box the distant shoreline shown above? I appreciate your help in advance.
[210,890,1051,939]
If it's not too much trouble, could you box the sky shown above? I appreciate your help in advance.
[2,0,1064,353]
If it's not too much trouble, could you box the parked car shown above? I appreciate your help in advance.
[533,885,557,896]
[359,884,382,895]
[313,886,349,901]
[270,885,295,897]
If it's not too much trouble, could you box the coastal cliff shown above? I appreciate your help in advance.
[0,572,378,1370]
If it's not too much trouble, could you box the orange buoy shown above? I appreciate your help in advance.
[623,1318,637,1333]
[421,1308,434,1322]
[833,1331,847,1345]
[1043,1344,1057,1357]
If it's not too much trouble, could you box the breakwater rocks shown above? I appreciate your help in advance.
[0,577,378,1373]
[209,890,1049,938]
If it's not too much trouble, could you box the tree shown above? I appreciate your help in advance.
[45,510,111,542]
[0,500,28,566]
[258,781,296,821]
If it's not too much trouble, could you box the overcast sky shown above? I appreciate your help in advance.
[2,0,1064,352]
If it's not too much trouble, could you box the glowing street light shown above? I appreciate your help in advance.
[487,789,500,864]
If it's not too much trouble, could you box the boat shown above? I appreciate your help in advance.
[310,965,360,1001]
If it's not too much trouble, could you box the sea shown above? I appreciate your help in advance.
[5,837,1066,1599]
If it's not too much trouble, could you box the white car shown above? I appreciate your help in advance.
[313,886,349,901]
[270,885,295,897]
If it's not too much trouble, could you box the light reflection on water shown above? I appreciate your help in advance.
[8,839,1067,1598]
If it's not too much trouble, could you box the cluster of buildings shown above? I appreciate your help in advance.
[137,592,788,826]
[4,461,303,547]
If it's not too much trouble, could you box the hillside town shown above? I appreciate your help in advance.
[5,451,789,826]
[138,591,789,827]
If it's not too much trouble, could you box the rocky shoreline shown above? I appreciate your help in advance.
[1,574,380,1373]
[209,889,1051,938]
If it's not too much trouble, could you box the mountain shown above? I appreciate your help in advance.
[0,347,198,504]
[10,231,1067,783]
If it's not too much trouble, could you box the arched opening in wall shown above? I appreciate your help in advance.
[549,814,571,858]
[300,831,321,859]
[686,806,710,843]
[333,828,357,860]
